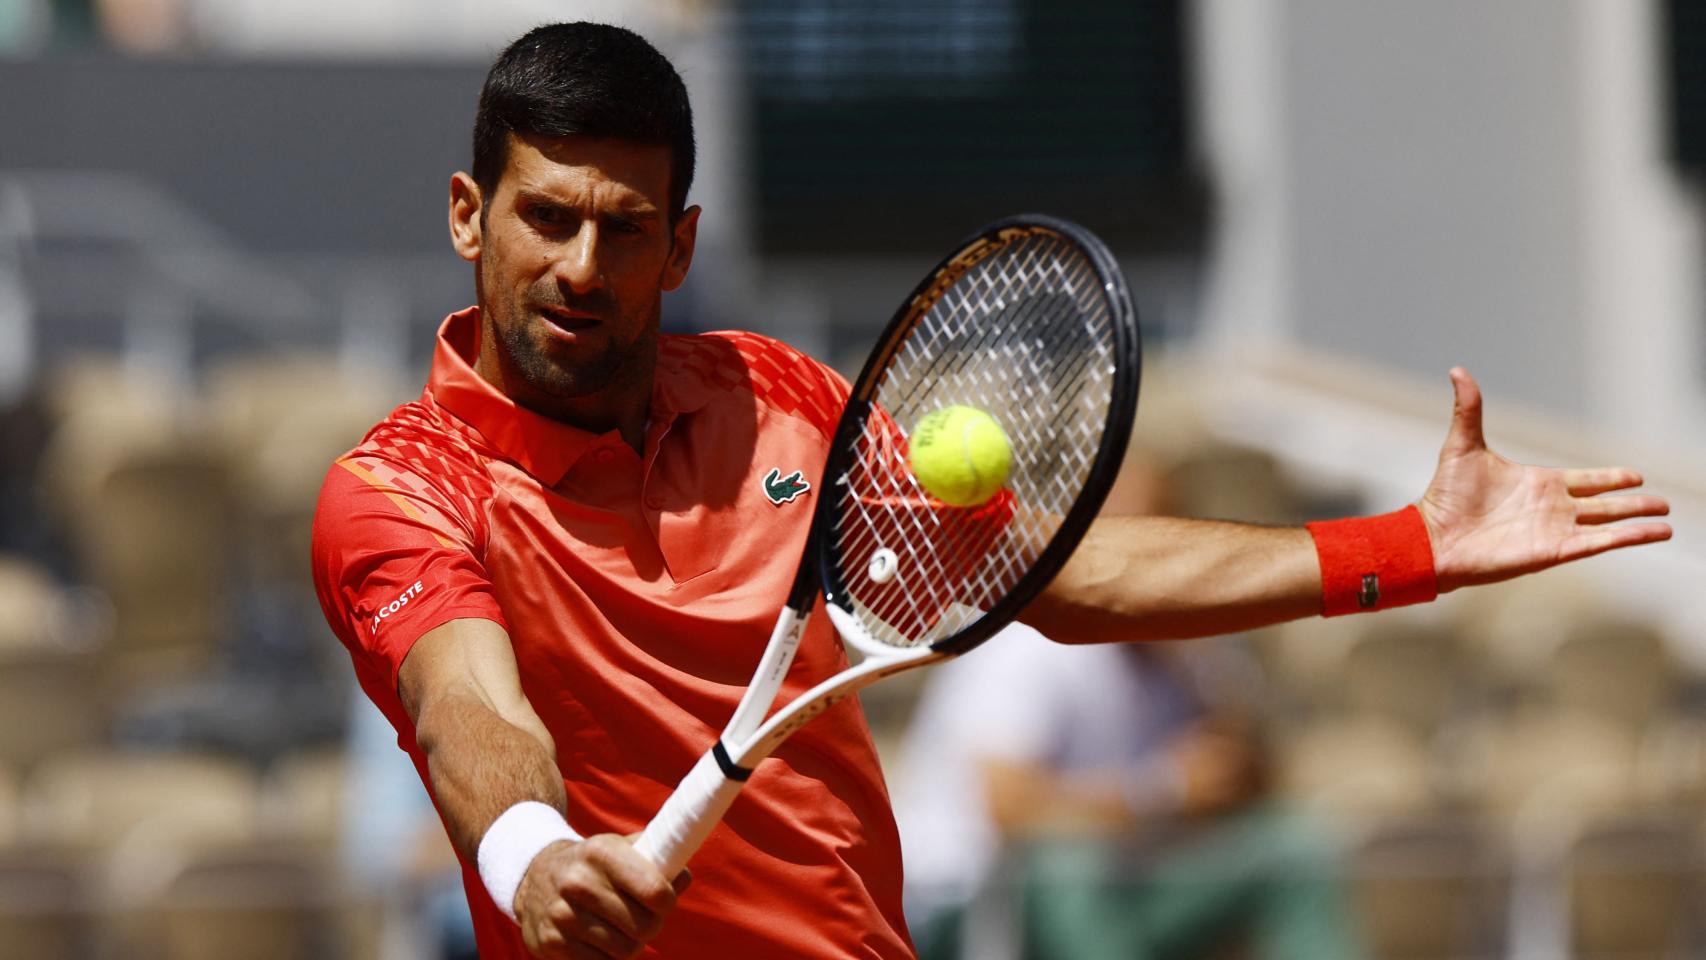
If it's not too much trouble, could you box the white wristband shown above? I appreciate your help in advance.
[477,801,583,921]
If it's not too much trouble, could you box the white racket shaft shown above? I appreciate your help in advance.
[632,607,810,875]
[630,748,745,876]
[633,605,941,876]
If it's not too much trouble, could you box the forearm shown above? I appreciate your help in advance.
[414,690,567,865]
[1022,515,1321,642]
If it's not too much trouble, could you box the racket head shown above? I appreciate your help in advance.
[815,214,1141,658]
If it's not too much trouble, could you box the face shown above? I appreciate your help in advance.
[449,133,699,420]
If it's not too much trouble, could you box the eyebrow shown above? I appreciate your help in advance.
[513,188,661,218]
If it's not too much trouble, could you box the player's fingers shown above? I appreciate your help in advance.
[523,918,588,960]
[589,837,679,917]
[1443,367,1486,453]
[1563,467,1648,496]
[558,878,655,945]
[560,910,642,959]
[569,839,675,940]
[1575,494,1671,525]
[1561,522,1674,563]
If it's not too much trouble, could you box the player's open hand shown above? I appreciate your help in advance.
[1418,368,1671,592]
[515,834,691,959]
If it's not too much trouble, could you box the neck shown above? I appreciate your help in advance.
[474,320,655,454]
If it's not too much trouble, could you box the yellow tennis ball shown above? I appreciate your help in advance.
[909,405,1012,507]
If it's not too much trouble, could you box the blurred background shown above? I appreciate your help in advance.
[0,0,1703,957]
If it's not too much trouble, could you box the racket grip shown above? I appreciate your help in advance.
[632,745,747,876]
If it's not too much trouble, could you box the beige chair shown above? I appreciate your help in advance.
[0,846,92,960]
[38,357,188,531]
[1565,814,1701,960]
[1255,613,1379,718]
[1351,816,1508,960]
[203,353,403,588]
[1278,716,1438,824]
[22,752,260,856]
[1338,619,1468,740]
[0,765,19,848]
[64,443,234,692]
[260,750,348,852]
[0,555,68,652]
[1455,709,1644,824]
[146,843,332,960]
[1544,616,1678,735]
[1454,571,1608,701]
[0,645,104,774]
[1165,444,1300,526]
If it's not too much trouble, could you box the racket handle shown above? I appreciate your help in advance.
[632,746,747,876]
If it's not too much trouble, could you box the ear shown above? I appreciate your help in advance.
[448,171,484,262]
[660,205,701,292]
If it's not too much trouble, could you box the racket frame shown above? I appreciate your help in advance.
[632,214,1141,876]
[819,214,1142,657]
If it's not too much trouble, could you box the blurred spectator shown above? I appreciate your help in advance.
[0,0,45,63]
[893,449,1361,960]
[188,0,691,59]
[45,0,94,48]
[95,0,189,54]
[894,624,1361,960]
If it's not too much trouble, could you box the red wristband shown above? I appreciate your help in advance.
[1305,505,1438,617]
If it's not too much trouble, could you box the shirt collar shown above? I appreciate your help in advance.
[426,307,719,485]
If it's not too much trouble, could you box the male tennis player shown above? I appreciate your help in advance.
[311,22,1671,960]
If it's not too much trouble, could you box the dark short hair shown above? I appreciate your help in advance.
[472,22,696,219]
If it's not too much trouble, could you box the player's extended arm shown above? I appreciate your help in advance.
[400,618,684,958]
[1024,368,1672,642]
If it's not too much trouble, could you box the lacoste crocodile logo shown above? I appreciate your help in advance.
[762,468,811,505]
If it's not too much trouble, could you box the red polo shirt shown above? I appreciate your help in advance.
[312,308,913,959]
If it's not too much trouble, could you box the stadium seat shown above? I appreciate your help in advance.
[38,356,187,526]
[1454,572,1608,702]
[0,846,92,960]
[149,842,335,960]
[1350,816,1509,960]
[0,764,18,847]
[21,751,260,857]
[1255,613,1378,717]
[1338,618,1468,740]
[1544,615,1678,735]
[203,352,401,587]
[0,554,67,651]
[1278,715,1438,824]
[1165,444,1299,526]
[1565,813,1703,960]
[64,442,234,691]
[0,644,103,773]
[1457,709,1643,824]
[261,749,348,851]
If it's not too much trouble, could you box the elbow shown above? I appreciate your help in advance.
[414,688,559,766]
[1020,581,1146,644]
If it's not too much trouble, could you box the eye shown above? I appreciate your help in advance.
[528,203,571,228]
[605,214,646,235]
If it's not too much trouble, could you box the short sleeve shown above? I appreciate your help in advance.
[311,453,506,705]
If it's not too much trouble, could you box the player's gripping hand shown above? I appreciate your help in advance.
[515,834,691,959]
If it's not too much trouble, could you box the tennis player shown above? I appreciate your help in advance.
[311,22,1671,960]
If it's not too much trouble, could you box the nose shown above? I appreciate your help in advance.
[553,220,604,293]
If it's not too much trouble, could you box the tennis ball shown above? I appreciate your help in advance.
[909,405,1012,507]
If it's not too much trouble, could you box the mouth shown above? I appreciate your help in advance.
[535,305,601,336]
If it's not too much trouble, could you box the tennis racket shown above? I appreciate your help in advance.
[632,214,1142,875]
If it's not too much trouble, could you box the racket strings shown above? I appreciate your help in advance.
[828,230,1118,648]
[835,236,1094,607]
